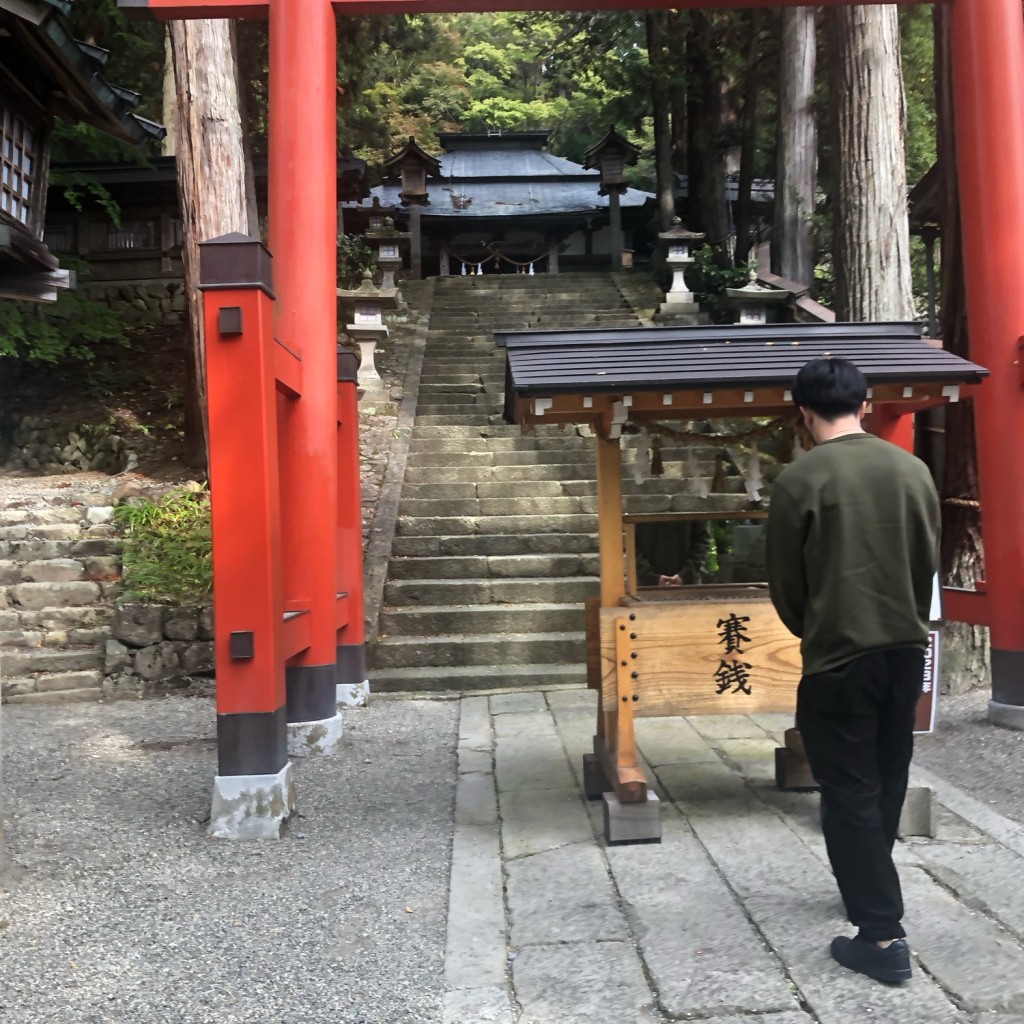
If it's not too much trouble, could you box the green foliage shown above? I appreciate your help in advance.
[900,7,937,188]
[338,233,378,289]
[0,263,129,364]
[114,487,213,604]
[690,246,754,321]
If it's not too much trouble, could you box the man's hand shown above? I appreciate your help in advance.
[658,574,682,587]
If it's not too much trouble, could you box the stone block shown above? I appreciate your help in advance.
[512,941,660,1024]
[445,826,507,989]
[164,606,199,641]
[36,670,102,693]
[102,672,142,701]
[898,786,934,838]
[455,771,497,827]
[0,561,21,585]
[4,688,100,704]
[489,691,546,715]
[198,605,215,640]
[287,711,343,757]
[114,603,165,646]
[442,986,515,1024]
[507,843,628,946]
[181,641,214,675]
[208,763,296,840]
[134,641,184,681]
[104,638,131,674]
[11,581,100,610]
[499,787,594,860]
[602,790,662,844]
[22,558,84,583]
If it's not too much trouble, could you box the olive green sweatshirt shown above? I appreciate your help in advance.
[766,432,940,676]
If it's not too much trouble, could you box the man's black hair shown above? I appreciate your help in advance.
[791,358,868,422]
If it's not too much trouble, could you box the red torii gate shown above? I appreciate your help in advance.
[121,0,1024,836]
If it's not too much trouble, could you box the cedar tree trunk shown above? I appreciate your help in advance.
[773,7,817,285]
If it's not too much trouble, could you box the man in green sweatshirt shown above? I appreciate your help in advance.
[766,357,940,985]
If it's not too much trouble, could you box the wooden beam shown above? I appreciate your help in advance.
[595,432,626,608]
[119,0,939,19]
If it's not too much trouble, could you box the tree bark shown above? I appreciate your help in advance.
[772,7,816,285]
[734,10,762,266]
[646,10,676,232]
[825,5,914,321]
[170,20,251,471]
[686,12,730,259]
[931,5,989,693]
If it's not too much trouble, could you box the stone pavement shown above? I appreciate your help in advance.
[446,687,1024,1024]
[4,686,1024,1023]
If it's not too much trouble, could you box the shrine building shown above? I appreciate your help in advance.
[341,130,655,275]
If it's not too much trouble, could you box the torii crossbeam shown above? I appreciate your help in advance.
[122,0,1024,836]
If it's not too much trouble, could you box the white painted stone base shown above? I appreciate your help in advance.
[989,700,1024,731]
[209,762,296,840]
[337,679,370,708]
[287,711,344,757]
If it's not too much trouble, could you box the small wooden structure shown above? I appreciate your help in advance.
[500,321,988,843]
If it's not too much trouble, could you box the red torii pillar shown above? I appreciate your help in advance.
[951,0,1024,728]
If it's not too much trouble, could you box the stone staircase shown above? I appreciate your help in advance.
[0,492,120,703]
[369,270,710,693]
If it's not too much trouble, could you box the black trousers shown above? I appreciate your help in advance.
[796,646,924,942]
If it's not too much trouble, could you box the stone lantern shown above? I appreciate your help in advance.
[583,127,640,271]
[366,214,410,301]
[382,136,441,207]
[338,271,393,399]
[657,218,704,317]
[725,266,791,325]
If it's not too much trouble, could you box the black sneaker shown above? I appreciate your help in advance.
[830,935,912,984]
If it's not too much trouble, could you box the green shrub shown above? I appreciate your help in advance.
[338,232,379,289]
[114,487,213,604]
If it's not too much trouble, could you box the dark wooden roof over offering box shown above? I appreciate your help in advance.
[498,322,990,428]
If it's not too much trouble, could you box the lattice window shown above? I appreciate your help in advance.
[0,107,38,227]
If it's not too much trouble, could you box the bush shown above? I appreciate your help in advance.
[114,486,212,604]
[338,233,378,289]
[0,260,128,364]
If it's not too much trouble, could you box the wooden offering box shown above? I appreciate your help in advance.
[499,321,988,844]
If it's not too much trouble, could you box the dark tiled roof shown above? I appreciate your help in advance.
[1,0,165,144]
[500,322,990,396]
[349,179,651,218]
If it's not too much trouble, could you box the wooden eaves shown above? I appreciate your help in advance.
[499,321,990,432]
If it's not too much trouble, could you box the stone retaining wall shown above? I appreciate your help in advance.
[104,602,215,698]
[86,280,187,327]
[1,418,139,475]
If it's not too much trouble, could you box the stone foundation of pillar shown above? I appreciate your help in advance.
[209,762,296,840]
[287,711,344,757]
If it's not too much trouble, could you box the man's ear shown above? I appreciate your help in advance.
[858,401,868,421]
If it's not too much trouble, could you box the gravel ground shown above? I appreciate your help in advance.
[0,695,458,1024]
[915,687,1024,824]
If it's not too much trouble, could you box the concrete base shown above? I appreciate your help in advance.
[287,711,343,757]
[988,700,1024,731]
[602,790,662,845]
[209,762,296,840]
[898,786,934,838]
[658,299,700,315]
[582,753,611,800]
[337,679,370,708]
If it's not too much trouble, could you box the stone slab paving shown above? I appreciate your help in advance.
[443,687,1024,1023]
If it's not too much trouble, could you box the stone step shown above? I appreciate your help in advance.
[396,494,684,518]
[404,463,596,483]
[383,576,598,606]
[413,415,497,427]
[400,477,712,500]
[395,509,598,536]
[409,433,591,450]
[371,630,586,669]
[3,687,103,705]
[0,646,105,675]
[5,581,103,610]
[387,552,600,580]
[0,537,122,560]
[369,663,586,694]
[391,532,597,558]
[12,606,113,630]
[379,601,584,636]
[2,670,103,698]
